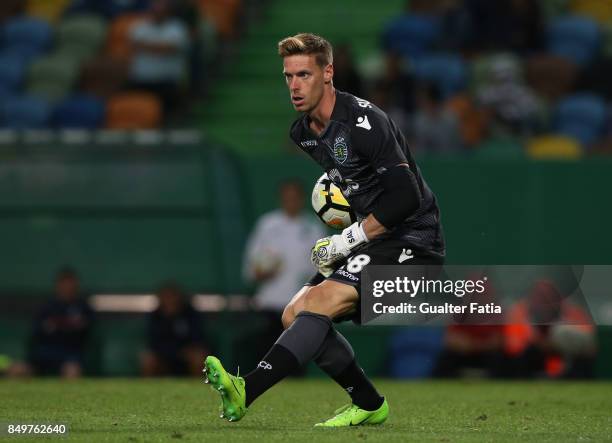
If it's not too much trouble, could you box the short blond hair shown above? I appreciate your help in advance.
[278,33,333,67]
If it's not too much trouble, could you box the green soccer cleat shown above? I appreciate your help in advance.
[314,398,389,427]
[202,355,247,422]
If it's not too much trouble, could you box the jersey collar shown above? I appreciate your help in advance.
[301,90,350,138]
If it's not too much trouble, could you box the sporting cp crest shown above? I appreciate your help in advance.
[333,136,348,164]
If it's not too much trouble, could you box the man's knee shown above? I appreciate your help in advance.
[300,282,357,319]
[281,305,295,329]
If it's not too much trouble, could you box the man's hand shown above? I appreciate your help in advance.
[311,222,368,274]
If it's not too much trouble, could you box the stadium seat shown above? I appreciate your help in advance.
[66,0,150,18]
[0,53,27,97]
[547,15,600,65]
[26,0,71,23]
[445,95,489,147]
[527,135,582,159]
[381,14,441,59]
[569,0,612,24]
[525,55,578,102]
[554,94,606,147]
[26,54,80,102]
[411,54,466,99]
[2,16,53,61]
[56,14,107,62]
[0,95,51,129]
[53,94,105,129]
[196,0,242,38]
[80,55,129,98]
[106,92,162,129]
[542,0,570,19]
[106,13,146,61]
[389,328,444,379]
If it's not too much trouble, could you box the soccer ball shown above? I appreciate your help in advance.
[311,173,356,229]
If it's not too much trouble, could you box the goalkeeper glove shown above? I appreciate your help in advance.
[311,222,368,274]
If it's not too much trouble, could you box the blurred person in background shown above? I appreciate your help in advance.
[433,325,505,377]
[476,56,540,136]
[504,280,596,379]
[128,0,190,112]
[433,278,505,377]
[410,83,463,155]
[369,80,412,136]
[8,268,94,378]
[141,281,207,377]
[332,44,363,98]
[242,181,326,360]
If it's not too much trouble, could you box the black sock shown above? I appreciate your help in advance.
[332,360,384,411]
[243,344,298,407]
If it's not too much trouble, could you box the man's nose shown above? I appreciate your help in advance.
[290,77,300,91]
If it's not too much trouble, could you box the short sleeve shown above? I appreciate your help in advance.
[355,110,408,173]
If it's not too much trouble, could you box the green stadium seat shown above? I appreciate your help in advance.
[27,54,80,102]
[56,14,107,62]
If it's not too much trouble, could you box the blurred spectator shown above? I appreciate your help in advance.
[433,278,505,377]
[434,325,505,377]
[128,0,190,112]
[242,181,325,353]
[8,268,93,378]
[475,56,540,135]
[504,280,596,378]
[410,83,463,154]
[333,44,363,98]
[381,55,418,114]
[141,282,207,377]
[369,80,412,136]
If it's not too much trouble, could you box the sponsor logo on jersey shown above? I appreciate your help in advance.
[356,115,371,130]
[398,248,414,263]
[333,136,349,164]
[300,139,318,148]
[336,268,359,281]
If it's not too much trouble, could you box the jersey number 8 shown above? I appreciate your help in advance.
[346,254,371,273]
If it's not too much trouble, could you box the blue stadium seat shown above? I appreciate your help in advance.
[547,15,600,65]
[53,95,105,129]
[389,327,444,379]
[382,14,441,59]
[0,53,26,96]
[554,93,606,146]
[412,54,467,99]
[66,0,150,18]
[0,95,51,129]
[2,16,53,61]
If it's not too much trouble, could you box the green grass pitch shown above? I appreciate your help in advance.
[1,379,611,442]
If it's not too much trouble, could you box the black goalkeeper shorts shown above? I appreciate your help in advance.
[305,238,445,323]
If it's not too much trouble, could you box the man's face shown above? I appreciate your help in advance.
[280,184,304,217]
[283,54,332,113]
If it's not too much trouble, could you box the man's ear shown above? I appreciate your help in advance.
[324,63,334,84]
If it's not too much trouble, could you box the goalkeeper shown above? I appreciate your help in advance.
[204,33,445,427]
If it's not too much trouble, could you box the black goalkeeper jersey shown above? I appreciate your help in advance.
[289,90,445,256]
